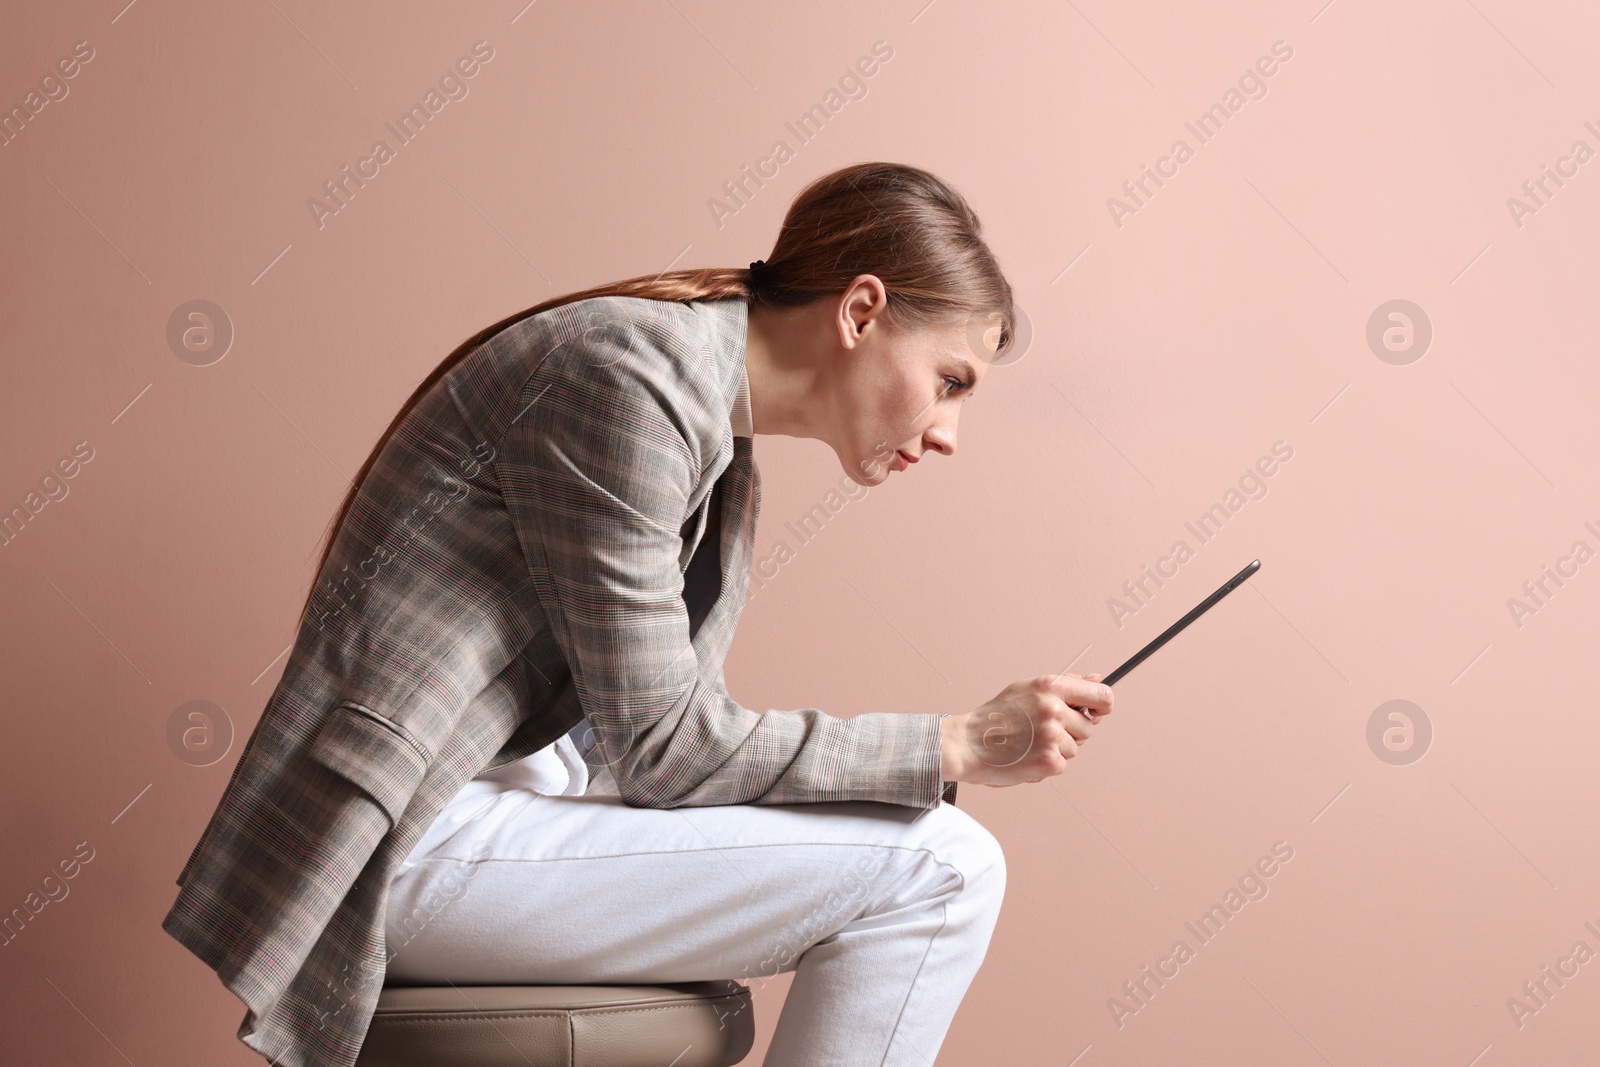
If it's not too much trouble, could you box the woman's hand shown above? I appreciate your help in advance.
[939,673,1113,788]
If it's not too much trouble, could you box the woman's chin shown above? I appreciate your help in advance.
[843,457,890,485]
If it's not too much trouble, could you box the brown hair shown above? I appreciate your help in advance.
[303,161,1014,606]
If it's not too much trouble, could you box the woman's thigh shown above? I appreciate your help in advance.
[382,791,1003,987]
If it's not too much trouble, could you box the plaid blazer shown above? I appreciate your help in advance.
[161,294,958,1067]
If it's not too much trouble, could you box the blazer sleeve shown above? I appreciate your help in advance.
[497,322,952,810]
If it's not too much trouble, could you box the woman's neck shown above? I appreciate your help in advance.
[743,300,833,442]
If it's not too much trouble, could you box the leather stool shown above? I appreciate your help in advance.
[353,980,755,1066]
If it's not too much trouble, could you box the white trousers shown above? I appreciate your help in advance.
[383,780,1007,1067]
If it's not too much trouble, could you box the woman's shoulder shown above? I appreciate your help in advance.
[447,293,746,453]
[522,293,744,361]
[466,294,740,370]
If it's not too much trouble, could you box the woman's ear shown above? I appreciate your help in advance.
[836,275,889,349]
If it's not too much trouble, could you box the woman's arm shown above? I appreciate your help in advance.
[498,317,949,810]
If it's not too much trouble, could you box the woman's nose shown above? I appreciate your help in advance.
[923,420,956,457]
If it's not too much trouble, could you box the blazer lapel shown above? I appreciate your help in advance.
[687,435,757,652]
[682,476,724,640]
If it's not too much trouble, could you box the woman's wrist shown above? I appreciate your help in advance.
[939,713,967,784]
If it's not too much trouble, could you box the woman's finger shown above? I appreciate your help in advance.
[1059,702,1097,743]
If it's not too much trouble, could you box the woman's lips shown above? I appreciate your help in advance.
[896,450,917,470]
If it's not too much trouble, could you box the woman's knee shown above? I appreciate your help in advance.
[911,804,1006,900]
[958,811,1007,897]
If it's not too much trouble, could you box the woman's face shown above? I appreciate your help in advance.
[827,280,996,486]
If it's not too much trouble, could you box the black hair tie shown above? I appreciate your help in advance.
[748,259,766,280]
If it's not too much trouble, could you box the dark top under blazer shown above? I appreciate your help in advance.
[161,294,958,1067]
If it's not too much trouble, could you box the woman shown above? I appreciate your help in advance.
[163,161,1114,1067]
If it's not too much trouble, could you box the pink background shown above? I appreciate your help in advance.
[3,1,1598,1064]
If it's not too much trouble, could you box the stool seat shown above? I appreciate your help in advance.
[353,980,755,1067]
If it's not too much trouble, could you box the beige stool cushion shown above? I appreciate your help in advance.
[353,981,755,1067]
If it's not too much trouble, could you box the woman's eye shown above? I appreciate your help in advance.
[941,375,966,396]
